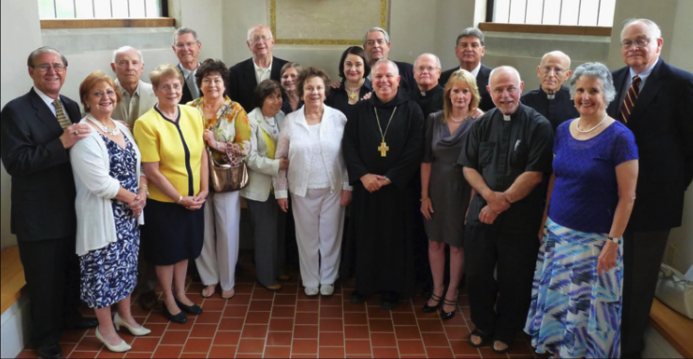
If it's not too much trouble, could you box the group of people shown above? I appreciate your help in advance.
[1,18,692,359]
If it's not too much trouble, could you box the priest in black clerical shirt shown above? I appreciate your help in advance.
[521,51,579,131]
[343,59,424,310]
[409,53,444,119]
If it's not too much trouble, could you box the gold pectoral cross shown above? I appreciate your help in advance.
[378,141,389,157]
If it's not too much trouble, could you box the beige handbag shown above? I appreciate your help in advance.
[655,264,693,319]
[207,145,248,193]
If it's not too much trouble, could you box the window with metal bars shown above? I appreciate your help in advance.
[37,0,165,19]
[487,0,616,27]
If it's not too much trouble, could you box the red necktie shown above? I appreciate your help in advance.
[619,75,641,124]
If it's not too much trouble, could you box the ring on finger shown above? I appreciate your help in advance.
[73,130,78,135]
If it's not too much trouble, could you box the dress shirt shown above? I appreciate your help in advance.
[460,62,482,78]
[179,63,201,100]
[33,86,71,121]
[618,57,659,110]
[253,59,273,86]
[116,80,141,125]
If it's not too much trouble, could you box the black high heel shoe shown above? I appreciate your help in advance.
[440,297,458,320]
[422,293,442,313]
[174,298,203,315]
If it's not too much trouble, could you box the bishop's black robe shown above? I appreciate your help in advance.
[409,84,444,120]
[342,89,424,297]
[521,86,579,132]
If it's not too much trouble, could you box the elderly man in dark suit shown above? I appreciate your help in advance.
[226,25,289,112]
[172,27,202,104]
[0,47,98,359]
[605,18,693,358]
[440,28,494,111]
[362,27,416,95]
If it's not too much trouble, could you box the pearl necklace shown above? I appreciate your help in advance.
[450,113,471,123]
[86,114,120,135]
[576,114,608,133]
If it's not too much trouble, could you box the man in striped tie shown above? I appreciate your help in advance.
[606,18,693,358]
[1,47,96,359]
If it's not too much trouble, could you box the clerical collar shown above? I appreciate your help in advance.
[503,115,511,122]
[546,94,555,100]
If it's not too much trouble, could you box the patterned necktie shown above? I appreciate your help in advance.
[52,99,71,129]
[619,75,641,124]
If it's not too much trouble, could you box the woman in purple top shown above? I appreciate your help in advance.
[524,63,639,359]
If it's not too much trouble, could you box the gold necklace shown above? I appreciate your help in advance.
[373,107,397,157]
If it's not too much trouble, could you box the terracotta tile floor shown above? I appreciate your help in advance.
[15,255,549,359]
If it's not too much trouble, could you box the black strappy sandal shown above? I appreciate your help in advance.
[422,293,442,313]
[491,339,513,354]
[468,329,490,348]
[440,297,458,320]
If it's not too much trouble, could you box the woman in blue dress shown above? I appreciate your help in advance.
[524,62,639,358]
[71,72,151,353]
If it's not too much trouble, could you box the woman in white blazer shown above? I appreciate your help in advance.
[241,79,290,292]
[70,72,150,353]
[274,67,352,297]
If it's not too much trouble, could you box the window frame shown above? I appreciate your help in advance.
[38,0,172,29]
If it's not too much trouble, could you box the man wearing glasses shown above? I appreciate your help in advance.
[440,27,494,111]
[521,51,579,132]
[606,18,693,358]
[172,27,203,104]
[226,24,289,112]
[0,47,97,359]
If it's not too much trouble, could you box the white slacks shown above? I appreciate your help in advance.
[195,191,241,291]
[291,188,345,288]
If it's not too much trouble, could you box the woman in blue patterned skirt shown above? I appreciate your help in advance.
[71,72,151,353]
[524,63,639,358]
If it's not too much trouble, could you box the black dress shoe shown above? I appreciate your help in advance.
[163,304,188,324]
[380,292,399,310]
[37,343,62,359]
[174,298,203,315]
[422,293,442,313]
[139,290,158,311]
[65,316,99,330]
[349,291,371,304]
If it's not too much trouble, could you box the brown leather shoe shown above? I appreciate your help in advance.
[139,290,158,311]
[257,280,283,292]
[276,274,291,282]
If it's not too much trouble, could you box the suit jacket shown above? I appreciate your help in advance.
[226,56,289,113]
[177,64,196,105]
[606,59,693,231]
[440,63,494,111]
[393,60,416,95]
[1,88,81,240]
[112,80,158,126]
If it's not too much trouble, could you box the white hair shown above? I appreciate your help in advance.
[112,46,143,64]
[620,18,662,40]
[541,50,571,68]
[363,27,390,44]
[372,59,399,76]
[247,24,273,42]
[414,53,442,70]
[489,66,522,84]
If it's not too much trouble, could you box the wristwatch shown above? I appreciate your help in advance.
[608,236,621,244]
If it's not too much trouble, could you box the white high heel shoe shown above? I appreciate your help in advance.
[96,327,131,353]
[114,312,151,336]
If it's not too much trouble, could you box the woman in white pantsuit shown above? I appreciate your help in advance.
[188,60,251,300]
[274,67,352,297]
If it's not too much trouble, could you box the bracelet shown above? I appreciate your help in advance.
[420,197,430,202]
[176,195,183,204]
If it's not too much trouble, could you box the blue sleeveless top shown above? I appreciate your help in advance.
[549,120,638,233]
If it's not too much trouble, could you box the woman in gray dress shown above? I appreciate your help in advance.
[420,69,481,320]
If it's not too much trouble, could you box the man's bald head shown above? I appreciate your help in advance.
[488,66,524,115]
[537,51,572,94]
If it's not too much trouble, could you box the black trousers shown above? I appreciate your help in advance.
[621,229,670,357]
[17,236,82,348]
[464,225,539,343]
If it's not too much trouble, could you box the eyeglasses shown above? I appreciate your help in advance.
[249,35,272,44]
[159,84,182,92]
[415,66,439,73]
[540,67,565,76]
[175,41,198,49]
[32,63,66,72]
[621,38,650,49]
[92,89,116,97]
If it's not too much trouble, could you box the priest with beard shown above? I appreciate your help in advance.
[521,51,579,132]
[343,59,424,310]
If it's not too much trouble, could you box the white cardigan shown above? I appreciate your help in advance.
[70,119,143,256]
[241,108,286,202]
[273,105,352,199]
